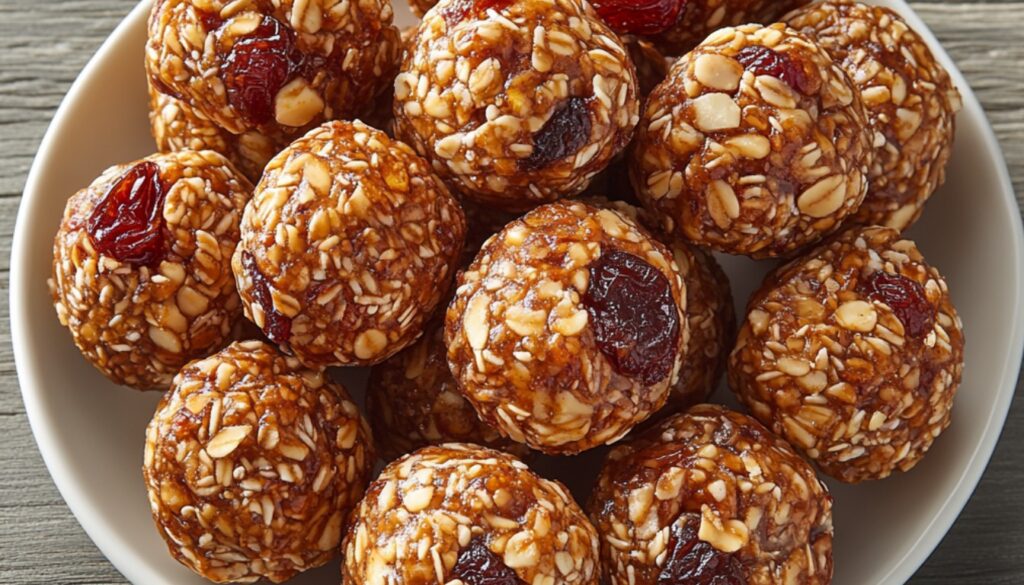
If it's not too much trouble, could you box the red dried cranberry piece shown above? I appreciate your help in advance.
[583,249,680,385]
[520,97,592,172]
[86,161,168,267]
[658,519,746,585]
[858,270,935,339]
[735,45,813,95]
[440,0,514,27]
[241,251,292,344]
[590,0,687,36]
[222,15,304,125]
[449,538,523,585]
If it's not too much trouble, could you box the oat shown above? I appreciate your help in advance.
[445,200,688,454]
[631,23,872,258]
[342,444,600,585]
[49,150,252,390]
[142,341,374,582]
[232,120,466,368]
[786,0,962,232]
[393,0,640,210]
[589,405,833,585]
[728,226,965,482]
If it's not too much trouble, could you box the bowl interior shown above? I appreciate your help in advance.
[11,1,1023,584]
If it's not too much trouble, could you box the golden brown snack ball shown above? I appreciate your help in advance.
[343,444,601,585]
[232,120,466,368]
[49,150,252,390]
[445,200,688,454]
[630,23,872,257]
[589,404,833,585]
[143,340,374,582]
[729,226,965,482]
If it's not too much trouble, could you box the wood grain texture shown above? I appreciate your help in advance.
[0,1,1021,583]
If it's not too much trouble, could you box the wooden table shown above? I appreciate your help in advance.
[0,0,1021,582]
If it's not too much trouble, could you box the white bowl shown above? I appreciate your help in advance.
[11,1,1023,583]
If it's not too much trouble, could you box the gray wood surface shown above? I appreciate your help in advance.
[0,0,1021,583]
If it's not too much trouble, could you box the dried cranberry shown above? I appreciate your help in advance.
[520,97,592,172]
[658,519,746,585]
[858,270,935,339]
[583,249,680,385]
[735,45,813,95]
[590,0,687,36]
[440,0,514,27]
[86,161,168,267]
[241,251,291,344]
[221,16,305,125]
[197,9,224,32]
[448,538,523,585]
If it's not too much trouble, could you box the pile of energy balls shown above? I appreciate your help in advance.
[48,0,965,582]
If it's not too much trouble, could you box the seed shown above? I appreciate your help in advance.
[691,93,741,131]
[354,329,388,360]
[503,531,539,569]
[835,300,877,332]
[207,425,252,458]
[274,78,324,127]
[693,53,743,91]
[725,134,770,159]
[776,357,810,377]
[697,512,748,553]
[552,309,588,336]
[797,175,846,218]
[464,294,491,350]
[706,180,740,228]
[403,485,434,512]
[149,326,181,353]
[317,511,343,551]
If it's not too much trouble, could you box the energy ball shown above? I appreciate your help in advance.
[342,444,600,585]
[393,0,640,210]
[589,405,833,585]
[631,23,872,258]
[143,340,374,583]
[233,120,466,368]
[148,85,284,182]
[786,0,962,232]
[146,0,400,136]
[49,150,252,390]
[366,317,529,460]
[591,0,811,56]
[729,226,965,482]
[445,200,688,454]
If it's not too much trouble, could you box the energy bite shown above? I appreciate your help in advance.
[143,341,374,583]
[786,0,962,232]
[366,317,528,460]
[393,0,640,210]
[445,200,687,454]
[591,0,811,56]
[589,404,833,585]
[631,23,872,258]
[729,226,965,483]
[233,120,466,368]
[146,0,401,137]
[342,443,600,585]
[149,85,284,182]
[50,150,252,390]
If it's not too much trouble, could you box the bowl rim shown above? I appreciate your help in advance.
[9,0,1024,583]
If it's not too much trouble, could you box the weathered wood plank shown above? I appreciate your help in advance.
[0,1,1021,584]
